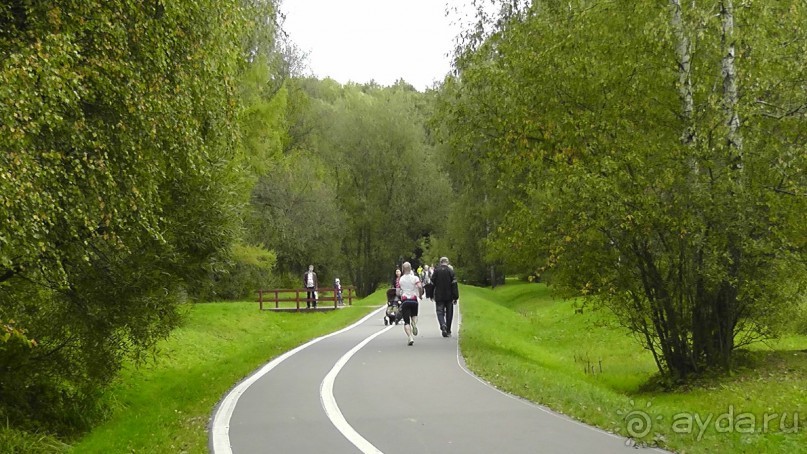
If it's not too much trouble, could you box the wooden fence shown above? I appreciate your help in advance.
[257,286,355,311]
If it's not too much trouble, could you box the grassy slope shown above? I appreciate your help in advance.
[63,282,805,453]
[68,293,381,453]
[459,281,807,453]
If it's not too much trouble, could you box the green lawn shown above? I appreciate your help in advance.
[25,281,804,453]
[67,293,382,453]
[459,281,807,453]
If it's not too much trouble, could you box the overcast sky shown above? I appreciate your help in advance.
[280,0,476,91]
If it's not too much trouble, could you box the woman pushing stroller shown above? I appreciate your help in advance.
[383,267,403,325]
[397,262,422,346]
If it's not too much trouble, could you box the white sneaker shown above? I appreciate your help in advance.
[408,337,414,346]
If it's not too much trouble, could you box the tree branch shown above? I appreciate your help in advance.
[0,266,20,284]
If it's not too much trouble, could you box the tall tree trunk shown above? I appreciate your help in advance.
[670,0,695,146]
[362,225,372,296]
[669,0,708,376]
[721,0,743,165]
[483,191,497,288]
[720,0,742,364]
[702,0,743,369]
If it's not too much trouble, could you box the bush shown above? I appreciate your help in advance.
[210,244,277,300]
[277,271,303,290]
[792,301,807,336]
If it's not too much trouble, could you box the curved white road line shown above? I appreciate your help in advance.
[210,305,386,454]
[320,325,394,454]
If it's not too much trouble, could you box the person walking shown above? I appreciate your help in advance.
[334,277,343,306]
[303,265,318,309]
[431,256,458,337]
[397,262,422,346]
[422,264,434,302]
[392,267,402,289]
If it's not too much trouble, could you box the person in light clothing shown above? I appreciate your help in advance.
[422,264,434,301]
[303,265,318,309]
[397,262,422,346]
[334,277,343,306]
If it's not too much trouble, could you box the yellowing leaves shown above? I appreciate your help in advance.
[1,320,37,349]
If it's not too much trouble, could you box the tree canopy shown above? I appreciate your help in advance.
[248,79,452,295]
[0,0,276,430]
[433,0,807,378]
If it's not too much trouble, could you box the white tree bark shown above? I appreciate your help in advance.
[670,0,695,145]
[720,0,743,167]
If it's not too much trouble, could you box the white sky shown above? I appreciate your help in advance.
[280,0,476,91]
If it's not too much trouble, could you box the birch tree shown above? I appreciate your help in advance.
[435,0,807,379]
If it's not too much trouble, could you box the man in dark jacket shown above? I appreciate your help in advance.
[431,256,459,337]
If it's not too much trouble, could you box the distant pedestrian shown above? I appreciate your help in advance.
[397,262,422,346]
[431,256,459,337]
[334,277,343,306]
[422,264,434,301]
[303,265,318,309]
[392,267,402,289]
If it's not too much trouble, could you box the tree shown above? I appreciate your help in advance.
[307,83,451,295]
[248,153,344,280]
[0,0,276,431]
[436,0,807,379]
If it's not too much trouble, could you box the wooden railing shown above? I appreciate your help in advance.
[257,287,355,311]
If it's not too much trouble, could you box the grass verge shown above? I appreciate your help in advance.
[459,281,807,453]
[66,292,382,453]
[0,426,70,454]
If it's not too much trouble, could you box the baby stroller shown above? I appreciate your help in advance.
[384,288,401,325]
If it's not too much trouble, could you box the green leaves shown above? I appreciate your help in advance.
[247,79,453,295]
[0,320,35,348]
[0,0,279,432]
[435,0,807,377]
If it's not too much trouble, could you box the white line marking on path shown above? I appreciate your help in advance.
[210,306,387,454]
[320,324,394,454]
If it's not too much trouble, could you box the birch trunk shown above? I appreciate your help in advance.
[483,191,497,288]
[721,0,743,165]
[705,0,742,370]
[670,0,695,145]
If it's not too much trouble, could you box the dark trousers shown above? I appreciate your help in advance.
[306,288,316,308]
[400,299,419,325]
[435,300,454,333]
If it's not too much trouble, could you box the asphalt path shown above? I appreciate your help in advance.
[210,300,668,453]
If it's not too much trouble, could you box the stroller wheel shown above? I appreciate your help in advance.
[384,318,388,326]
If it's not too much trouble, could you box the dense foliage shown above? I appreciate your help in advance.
[434,0,807,378]
[5,0,803,447]
[1,3,451,438]
[0,0,274,433]
[248,79,453,295]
